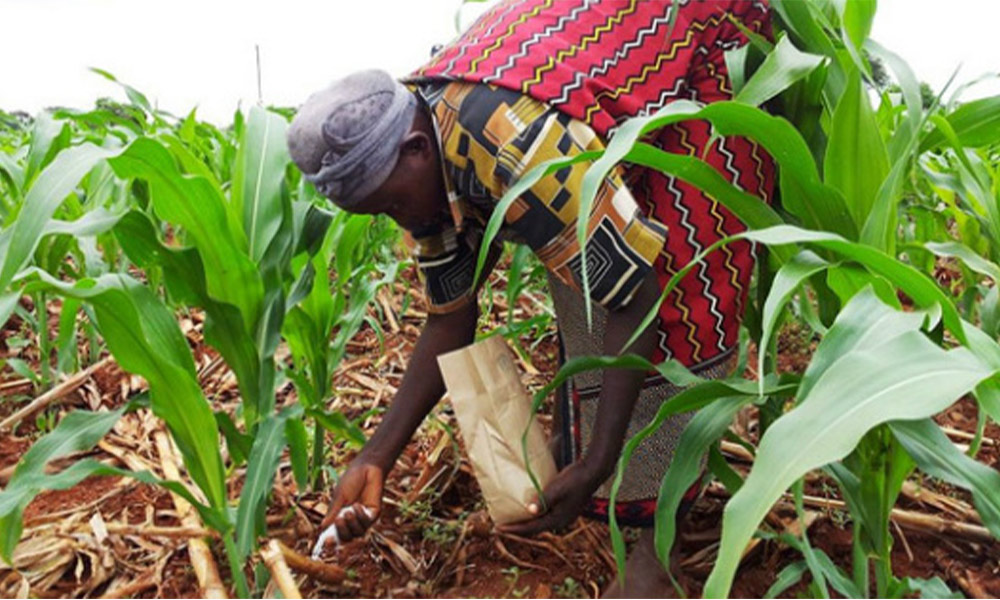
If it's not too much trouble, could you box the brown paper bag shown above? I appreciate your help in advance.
[437,335,557,525]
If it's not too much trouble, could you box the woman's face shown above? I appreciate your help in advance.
[351,124,450,233]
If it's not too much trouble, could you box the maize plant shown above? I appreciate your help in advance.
[473,0,1000,597]
[283,204,401,488]
[0,76,404,596]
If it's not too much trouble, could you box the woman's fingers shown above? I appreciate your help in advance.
[346,507,368,538]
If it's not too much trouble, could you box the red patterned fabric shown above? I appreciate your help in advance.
[409,0,775,368]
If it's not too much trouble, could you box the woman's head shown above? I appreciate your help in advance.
[287,69,448,232]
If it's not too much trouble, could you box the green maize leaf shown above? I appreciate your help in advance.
[285,417,310,492]
[723,44,750,97]
[798,287,931,401]
[40,207,125,238]
[982,287,1000,339]
[283,309,324,404]
[825,264,900,308]
[286,259,317,312]
[604,372,795,578]
[859,140,915,253]
[109,138,263,329]
[757,250,830,395]
[856,42,924,254]
[890,418,1000,539]
[0,405,128,560]
[89,68,154,115]
[55,297,81,373]
[974,379,1000,427]
[624,224,958,359]
[0,291,18,331]
[921,95,1000,151]
[904,577,964,599]
[0,149,25,197]
[771,0,846,101]
[620,144,788,238]
[582,102,854,240]
[335,214,372,286]
[825,72,890,231]
[771,0,837,58]
[962,323,1000,392]
[236,404,302,559]
[232,106,290,263]
[159,133,225,198]
[652,397,752,572]
[744,226,963,342]
[215,411,252,466]
[254,199,295,416]
[703,305,991,597]
[734,35,826,107]
[865,40,922,162]
[922,117,999,246]
[480,99,835,328]
[308,408,367,448]
[0,143,120,292]
[925,241,1000,283]
[10,406,130,491]
[293,203,334,258]
[18,270,227,512]
[113,207,268,426]
[729,17,774,55]
[283,221,336,384]
[947,71,1000,107]
[840,0,876,51]
[809,546,862,598]
[763,561,808,599]
[24,114,70,185]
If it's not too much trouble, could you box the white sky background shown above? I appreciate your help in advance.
[1,0,998,124]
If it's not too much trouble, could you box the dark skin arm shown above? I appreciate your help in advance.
[362,301,478,472]
[499,269,661,535]
[319,301,478,541]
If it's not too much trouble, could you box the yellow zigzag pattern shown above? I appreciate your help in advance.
[706,60,731,96]
[583,12,734,123]
[658,248,703,362]
[468,0,553,76]
[520,0,640,93]
[749,140,769,203]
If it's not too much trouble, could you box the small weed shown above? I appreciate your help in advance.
[555,576,582,598]
[422,520,459,547]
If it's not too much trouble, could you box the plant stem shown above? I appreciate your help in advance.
[35,291,52,385]
[968,410,987,458]
[851,526,870,598]
[874,552,892,599]
[223,533,251,599]
[311,423,325,490]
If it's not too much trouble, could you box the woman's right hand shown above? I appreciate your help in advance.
[317,459,384,549]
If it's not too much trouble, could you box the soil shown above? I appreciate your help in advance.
[3,262,1000,598]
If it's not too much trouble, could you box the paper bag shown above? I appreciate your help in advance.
[437,335,557,525]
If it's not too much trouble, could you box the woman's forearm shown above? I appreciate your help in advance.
[581,271,661,481]
[359,301,479,472]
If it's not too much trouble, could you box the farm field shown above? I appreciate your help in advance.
[3,0,1000,598]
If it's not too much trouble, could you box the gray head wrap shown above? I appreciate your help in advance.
[287,69,417,208]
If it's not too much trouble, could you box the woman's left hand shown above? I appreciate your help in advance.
[497,459,605,536]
